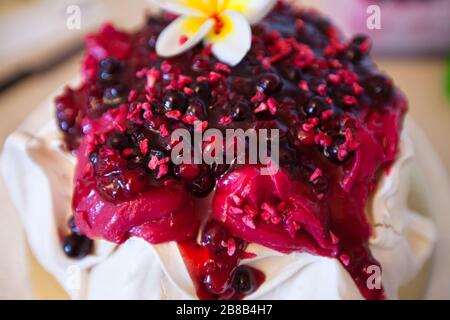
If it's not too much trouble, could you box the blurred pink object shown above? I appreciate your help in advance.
[332,0,450,55]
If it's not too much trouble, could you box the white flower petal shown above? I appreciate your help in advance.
[224,0,277,24]
[205,10,251,66]
[156,16,215,57]
[149,0,213,17]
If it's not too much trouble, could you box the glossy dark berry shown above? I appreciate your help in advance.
[201,222,228,250]
[162,90,188,112]
[89,152,99,164]
[302,97,326,118]
[278,143,298,167]
[232,266,256,295]
[63,233,93,259]
[364,75,393,100]
[68,216,80,234]
[103,86,126,106]
[279,63,299,81]
[185,98,207,120]
[189,166,215,197]
[98,58,122,82]
[343,35,371,62]
[257,73,282,94]
[323,144,341,163]
[323,135,351,164]
[191,82,211,101]
[106,132,132,150]
[230,101,250,121]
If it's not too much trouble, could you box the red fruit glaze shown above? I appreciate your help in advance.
[56,2,407,300]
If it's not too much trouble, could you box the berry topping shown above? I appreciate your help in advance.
[191,82,212,101]
[302,97,327,118]
[55,1,407,300]
[342,35,371,62]
[63,233,93,259]
[230,101,251,121]
[364,75,393,100]
[189,165,215,197]
[323,134,351,164]
[162,90,189,113]
[232,266,257,295]
[257,73,282,94]
[98,57,123,82]
[106,132,132,150]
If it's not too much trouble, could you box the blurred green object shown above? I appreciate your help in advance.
[447,55,450,100]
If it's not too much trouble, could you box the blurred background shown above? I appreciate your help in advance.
[0,0,449,299]
[0,0,448,171]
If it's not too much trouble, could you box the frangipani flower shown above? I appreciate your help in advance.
[151,0,277,66]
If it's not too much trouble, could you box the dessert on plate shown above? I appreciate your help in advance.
[2,0,436,300]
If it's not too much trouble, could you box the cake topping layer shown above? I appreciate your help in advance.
[55,1,407,300]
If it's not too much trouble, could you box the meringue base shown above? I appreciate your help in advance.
[2,98,436,300]
[24,237,432,300]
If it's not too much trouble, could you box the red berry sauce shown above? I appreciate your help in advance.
[55,2,407,300]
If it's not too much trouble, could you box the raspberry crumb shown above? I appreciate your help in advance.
[227,238,236,256]
[156,164,169,179]
[148,156,159,170]
[165,110,182,120]
[328,74,341,84]
[139,139,149,155]
[250,90,265,103]
[215,62,231,74]
[229,206,244,215]
[310,168,323,182]
[254,102,268,113]
[343,95,357,106]
[352,82,364,95]
[298,80,309,91]
[317,84,327,96]
[159,124,169,137]
[330,231,340,244]
[183,87,194,95]
[242,215,256,229]
[232,195,243,206]
[219,116,233,125]
[321,109,334,120]
[340,254,350,266]
[128,90,138,102]
[267,98,278,115]
[243,205,258,218]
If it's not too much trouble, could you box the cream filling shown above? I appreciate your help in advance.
[1,100,436,300]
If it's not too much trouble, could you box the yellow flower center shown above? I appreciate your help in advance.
[181,0,239,41]
[207,13,233,40]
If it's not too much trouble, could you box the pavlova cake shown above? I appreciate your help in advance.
[2,0,436,300]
